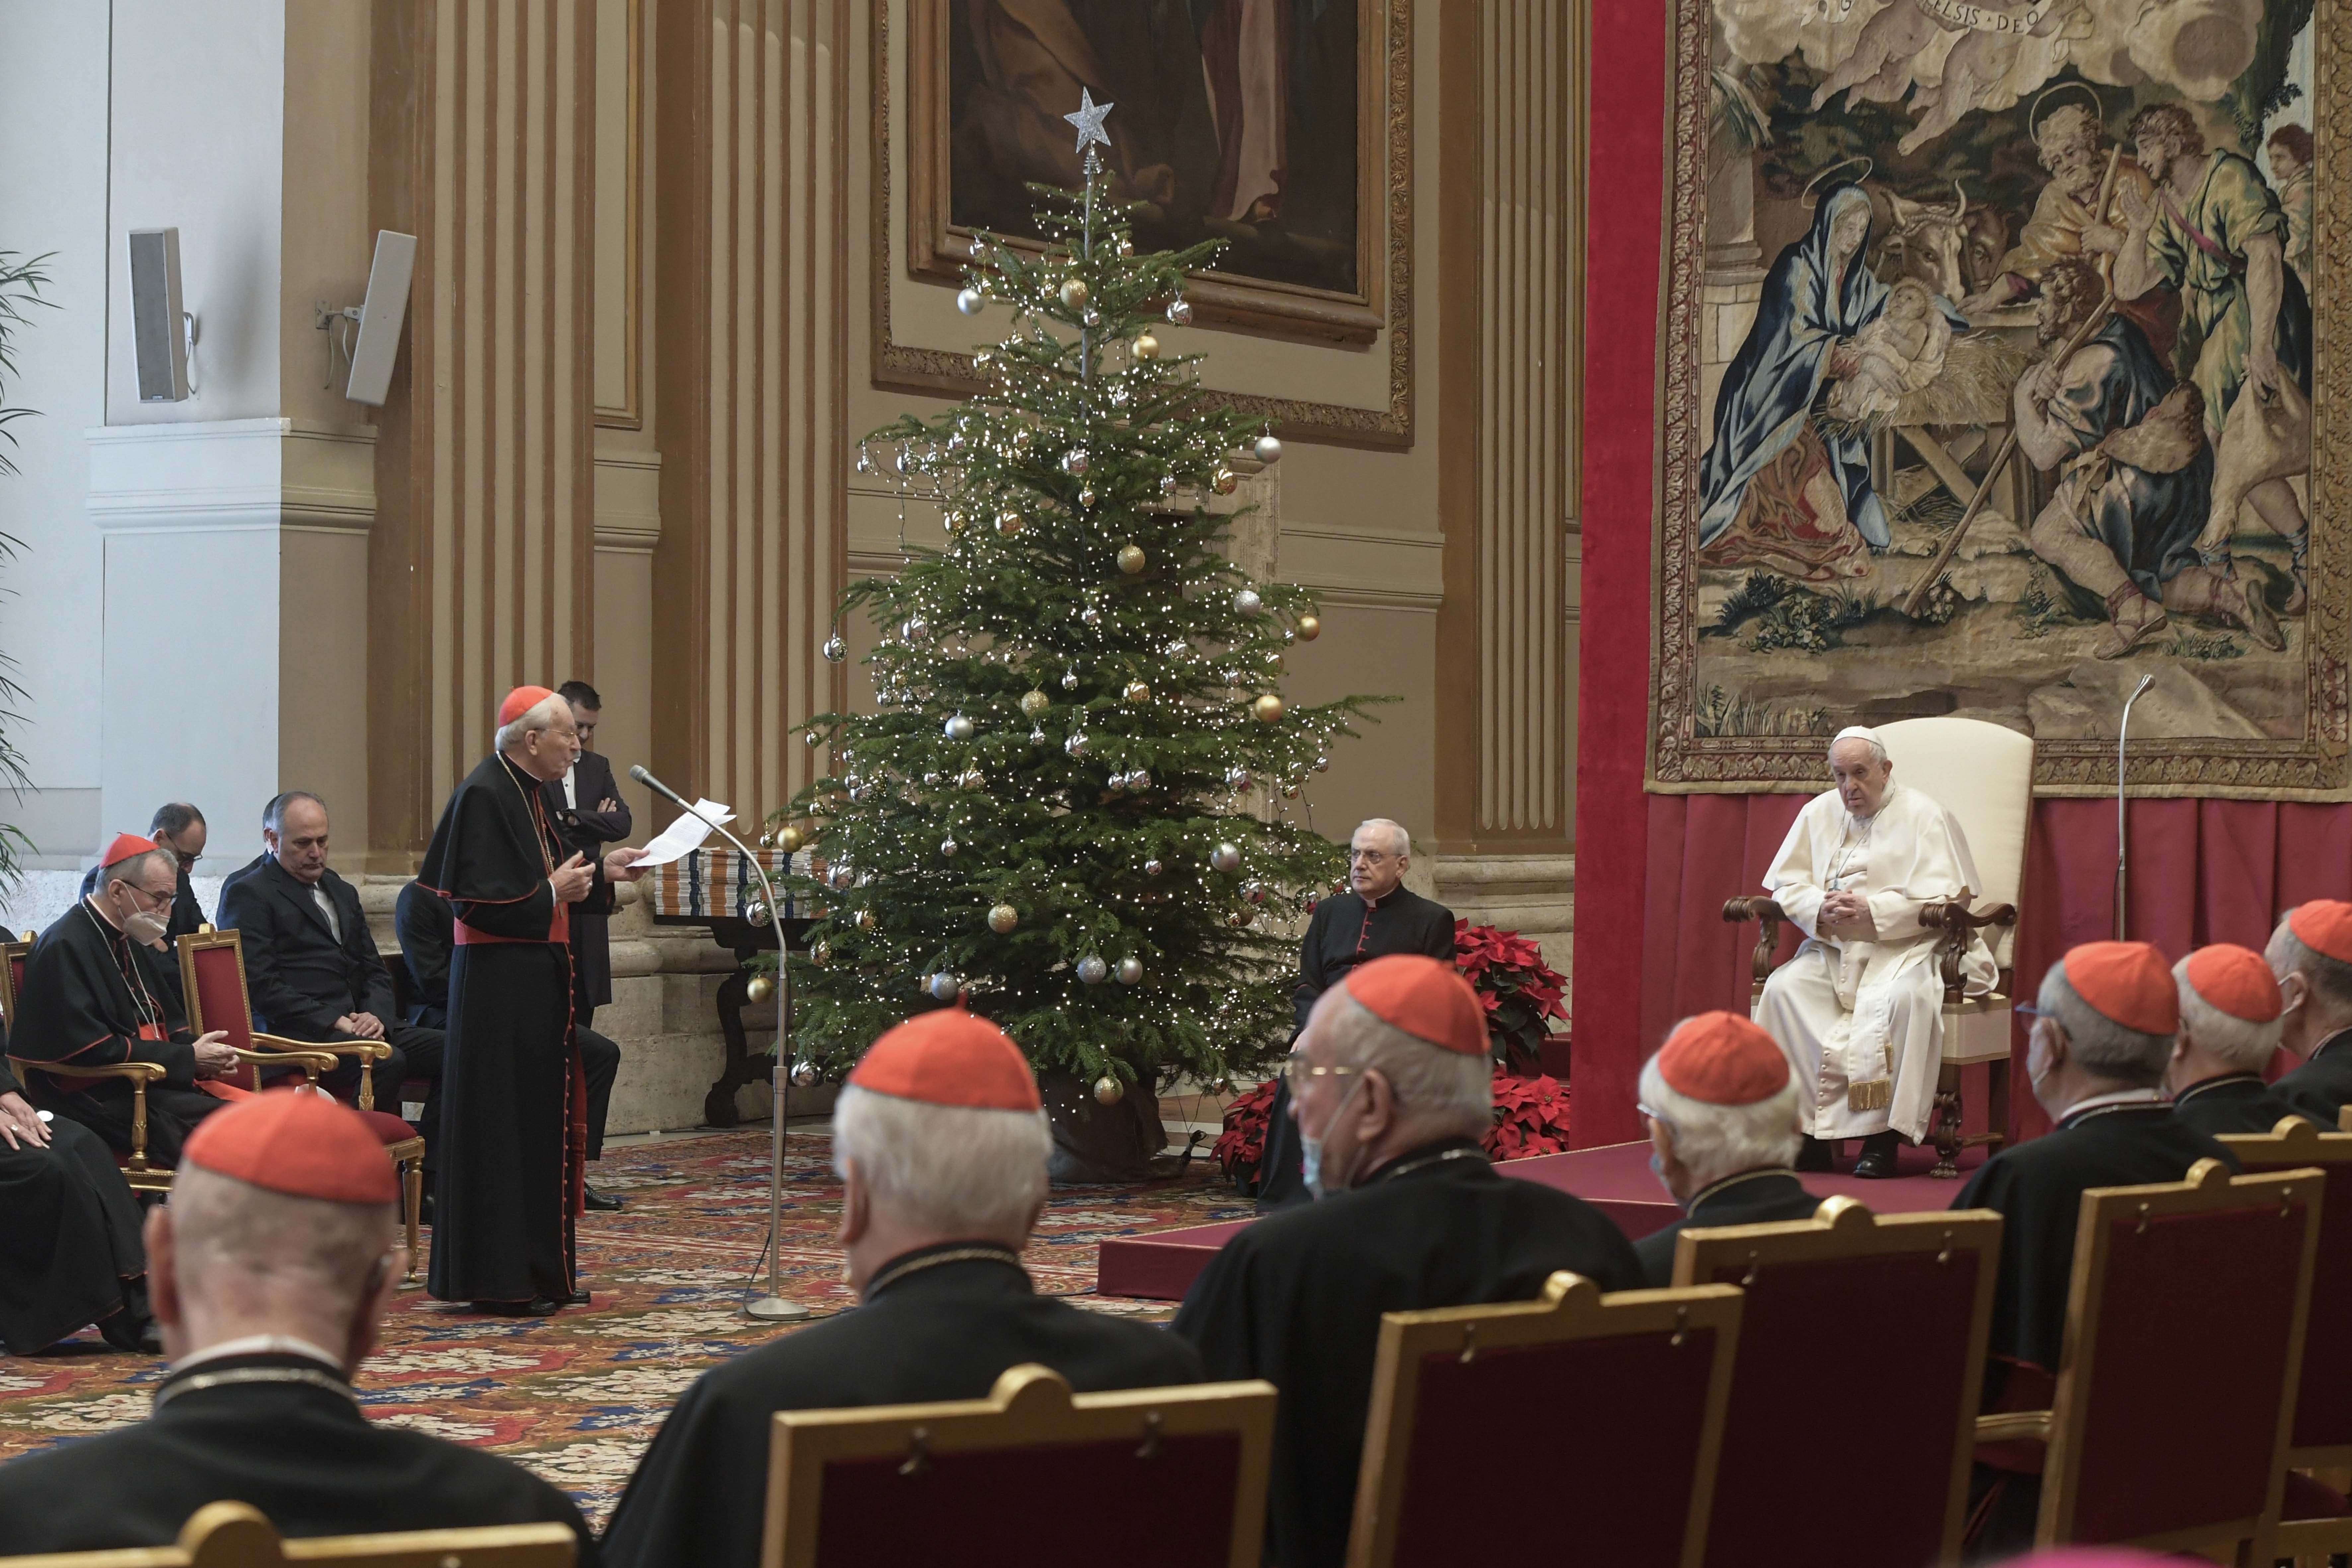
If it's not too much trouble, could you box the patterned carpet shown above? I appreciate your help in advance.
[0,1127,1248,1526]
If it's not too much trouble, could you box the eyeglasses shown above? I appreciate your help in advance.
[1281,1056,1364,1088]
[1348,850,1392,865]
[122,883,176,910]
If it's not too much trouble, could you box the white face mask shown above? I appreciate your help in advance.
[123,908,169,945]
[1301,1073,1367,1200]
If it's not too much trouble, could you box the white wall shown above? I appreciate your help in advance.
[0,1,113,863]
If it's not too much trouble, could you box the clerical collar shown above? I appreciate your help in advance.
[156,1336,355,1413]
[2310,1028,2352,1064]
[2058,1087,2165,1126]
[2171,1073,2265,1106]
[1685,1167,1801,1213]
[1365,1138,1488,1188]
[862,1241,1027,1303]
[174,1333,344,1376]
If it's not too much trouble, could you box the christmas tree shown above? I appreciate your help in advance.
[775,92,1377,1109]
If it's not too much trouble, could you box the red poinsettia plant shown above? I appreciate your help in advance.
[1454,921,1569,1071]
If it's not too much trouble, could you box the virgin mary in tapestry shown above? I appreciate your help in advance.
[1651,0,2347,797]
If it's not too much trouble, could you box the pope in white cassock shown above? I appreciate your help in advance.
[1754,727,1996,1178]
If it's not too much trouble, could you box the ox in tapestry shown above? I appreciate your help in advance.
[1653,0,2348,798]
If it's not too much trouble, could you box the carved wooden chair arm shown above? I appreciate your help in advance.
[230,1045,340,1083]
[6,1055,167,1086]
[1920,902,2018,931]
[253,1034,387,1108]
[1721,897,1789,992]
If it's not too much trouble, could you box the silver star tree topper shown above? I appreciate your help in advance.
[1064,87,1114,156]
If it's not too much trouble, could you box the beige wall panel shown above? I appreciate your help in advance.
[1288,606,1438,852]
[280,528,375,849]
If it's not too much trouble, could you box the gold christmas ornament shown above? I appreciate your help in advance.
[778,825,804,852]
[1212,466,1238,495]
[1252,693,1286,723]
[1116,543,1146,575]
[1124,680,1152,704]
[987,903,1020,934]
[1019,689,1050,718]
[1132,332,1161,361]
[1296,613,1322,641]
[746,974,776,1005]
[1093,1074,1125,1105]
[853,909,876,930]
[996,508,1026,536]
[757,829,774,849]
[1059,277,1090,311]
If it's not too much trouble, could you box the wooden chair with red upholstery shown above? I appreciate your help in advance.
[2215,1116,2352,1562]
[1970,1158,2324,1562]
[1,930,337,1195]
[1671,1197,2002,1568]
[759,1363,1275,1568]
[0,1498,576,1567]
[1342,1273,1744,1568]
[178,927,424,1277]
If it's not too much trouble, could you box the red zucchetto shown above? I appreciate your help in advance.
[101,833,160,868]
[2289,901,2352,966]
[1655,1011,1790,1106]
[182,1088,400,1205]
[849,1009,1041,1112]
[2182,944,2282,1023]
[2062,940,2179,1035]
[497,685,559,726]
[1343,954,1487,1056]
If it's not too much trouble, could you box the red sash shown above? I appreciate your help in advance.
[140,1021,254,1101]
[453,902,569,946]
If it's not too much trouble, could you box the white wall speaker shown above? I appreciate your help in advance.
[344,230,417,406]
[126,227,190,403]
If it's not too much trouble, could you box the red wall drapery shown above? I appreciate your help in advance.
[1571,5,2352,1149]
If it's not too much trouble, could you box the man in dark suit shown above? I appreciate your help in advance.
[544,681,633,1029]
[0,1090,597,1557]
[1633,1011,1821,1286]
[391,875,622,1208]
[602,1008,1202,1568]
[1257,817,1457,1207]
[216,792,440,1150]
[2269,902,2352,1129]
[2166,944,2314,1137]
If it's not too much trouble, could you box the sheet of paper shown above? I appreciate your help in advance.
[634,797,735,867]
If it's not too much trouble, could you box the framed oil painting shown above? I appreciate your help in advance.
[1651,0,2347,797]
[903,0,1393,347]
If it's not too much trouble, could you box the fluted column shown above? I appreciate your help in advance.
[650,0,849,823]
[368,0,597,866]
[1434,0,1578,856]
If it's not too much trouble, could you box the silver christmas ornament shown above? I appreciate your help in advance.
[1143,858,1164,877]
[926,971,961,1003]
[1210,842,1242,874]
[968,234,988,258]
[958,768,985,789]
[1077,954,1109,986]
[1254,433,1284,465]
[1314,755,1330,773]
[1078,485,1097,508]
[1225,766,1252,790]
[922,772,941,788]
[944,713,975,741]
[1080,605,1102,628]
[827,862,855,890]
[1061,669,1081,691]
[792,1059,821,1087]
[821,633,847,662]
[1116,956,1144,985]
[745,900,769,926]
[1062,448,1090,477]
[940,836,959,857]
[1064,731,1091,758]
[955,286,984,315]
[1127,769,1151,791]
[1159,474,1178,499]
[1116,235,1135,257]
[1234,588,1264,616]
[1028,725,1048,746]
[1243,882,1269,905]
[1166,297,1193,326]
[804,731,824,748]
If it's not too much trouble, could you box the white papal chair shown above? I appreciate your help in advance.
[1723,716,2033,1177]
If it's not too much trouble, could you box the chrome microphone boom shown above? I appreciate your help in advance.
[629,764,808,1322]
[2114,674,2154,941]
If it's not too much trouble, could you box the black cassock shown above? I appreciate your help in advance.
[10,900,227,1165]
[543,749,632,1021]
[417,751,593,1305]
[0,1350,597,1556]
[601,1244,1205,1568]
[0,1046,151,1355]
[1634,1167,1821,1287]
[1257,886,1457,1207]
[2169,1072,2319,1139]
[1172,1141,1642,1568]
[395,878,453,1028]
[2275,1029,2352,1130]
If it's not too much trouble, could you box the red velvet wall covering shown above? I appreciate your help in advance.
[1571,6,2352,1149]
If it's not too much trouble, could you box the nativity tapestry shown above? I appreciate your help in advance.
[1650,0,2349,797]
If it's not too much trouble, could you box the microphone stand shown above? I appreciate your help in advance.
[630,764,809,1323]
[2114,673,2154,941]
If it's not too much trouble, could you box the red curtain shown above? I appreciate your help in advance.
[1571,5,2352,1150]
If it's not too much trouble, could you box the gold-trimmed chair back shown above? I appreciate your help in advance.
[1345,1274,1743,1568]
[1674,1197,2002,1568]
[761,1365,1275,1568]
[0,1500,575,1567]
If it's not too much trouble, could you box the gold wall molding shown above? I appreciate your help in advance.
[652,0,851,823]
[866,0,1418,450]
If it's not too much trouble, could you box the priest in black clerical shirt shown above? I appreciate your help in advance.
[601,1008,1202,1568]
[1174,955,1640,1568]
[1953,940,2238,1558]
[1633,1011,1822,1286]
[2165,944,2315,1138]
[1257,818,1456,1207]
[417,686,645,1314]
[2268,901,2352,1129]
[13,834,243,1165]
[0,1090,595,1557]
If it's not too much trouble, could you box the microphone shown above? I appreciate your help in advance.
[2114,673,2155,940]
[631,763,809,1323]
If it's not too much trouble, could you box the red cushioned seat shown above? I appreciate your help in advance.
[2282,1469,2351,1522]
[357,1108,419,1146]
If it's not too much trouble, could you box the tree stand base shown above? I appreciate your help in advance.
[1041,1070,1168,1184]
